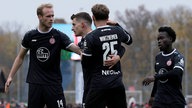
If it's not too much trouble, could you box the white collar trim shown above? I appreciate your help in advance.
[38,27,52,33]
[162,48,176,56]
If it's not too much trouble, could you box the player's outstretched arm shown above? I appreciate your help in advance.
[107,20,133,45]
[104,46,125,69]
[68,43,82,55]
[142,75,155,86]
[5,47,28,93]
[104,55,120,69]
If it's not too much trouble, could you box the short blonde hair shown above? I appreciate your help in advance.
[37,3,53,16]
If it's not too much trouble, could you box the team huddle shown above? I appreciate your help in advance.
[4,3,186,108]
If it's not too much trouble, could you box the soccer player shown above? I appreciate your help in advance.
[82,4,132,108]
[70,12,125,108]
[5,3,81,108]
[142,26,186,108]
[71,12,93,107]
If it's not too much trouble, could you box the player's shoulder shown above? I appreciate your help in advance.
[51,28,68,37]
[156,51,162,57]
[23,28,38,39]
[173,49,181,55]
[97,25,118,31]
[51,28,63,34]
[173,49,184,59]
[87,26,111,36]
[52,28,61,33]
[106,25,123,31]
[25,28,38,35]
[85,30,95,39]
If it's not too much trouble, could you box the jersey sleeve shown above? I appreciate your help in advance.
[116,24,132,45]
[60,32,73,50]
[118,45,125,58]
[21,31,31,49]
[174,54,185,71]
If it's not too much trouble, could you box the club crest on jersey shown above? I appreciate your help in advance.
[49,36,55,44]
[36,47,50,62]
[166,59,172,66]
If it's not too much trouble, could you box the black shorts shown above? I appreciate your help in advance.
[28,84,66,108]
[152,101,185,108]
[85,86,127,108]
[82,89,89,108]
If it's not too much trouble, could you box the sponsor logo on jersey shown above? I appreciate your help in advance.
[102,70,120,76]
[158,68,168,83]
[32,39,37,42]
[166,59,172,66]
[156,62,159,65]
[36,47,50,62]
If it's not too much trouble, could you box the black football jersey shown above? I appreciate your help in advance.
[82,25,132,89]
[22,28,73,85]
[78,37,91,92]
[154,49,186,104]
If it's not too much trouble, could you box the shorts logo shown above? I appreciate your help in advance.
[36,47,50,62]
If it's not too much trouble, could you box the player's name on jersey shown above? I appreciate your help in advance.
[99,34,118,41]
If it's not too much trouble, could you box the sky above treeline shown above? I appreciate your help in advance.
[0,0,191,30]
